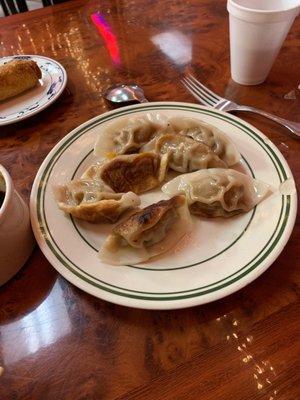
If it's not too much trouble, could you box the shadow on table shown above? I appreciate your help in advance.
[0,248,57,325]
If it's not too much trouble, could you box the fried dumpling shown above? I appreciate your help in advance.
[99,195,192,265]
[162,169,271,218]
[151,133,227,173]
[53,179,140,223]
[99,152,168,194]
[167,117,241,166]
[0,59,42,102]
[94,113,168,158]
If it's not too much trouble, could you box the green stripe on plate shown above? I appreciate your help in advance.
[35,105,291,301]
[39,193,286,298]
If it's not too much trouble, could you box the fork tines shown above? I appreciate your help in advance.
[181,74,221,107]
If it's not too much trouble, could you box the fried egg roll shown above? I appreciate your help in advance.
[0,60,42,101]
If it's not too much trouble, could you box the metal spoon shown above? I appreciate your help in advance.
[104,83,148,104]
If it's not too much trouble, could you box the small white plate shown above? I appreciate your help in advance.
[30,102,297,310]
[0,55,67,125]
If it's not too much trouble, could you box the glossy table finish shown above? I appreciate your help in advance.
[0,1,299,399]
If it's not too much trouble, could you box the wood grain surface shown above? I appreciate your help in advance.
[0,1,299,399]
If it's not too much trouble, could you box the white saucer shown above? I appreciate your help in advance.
[0,55,67,126]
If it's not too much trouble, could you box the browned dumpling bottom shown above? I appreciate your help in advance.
[99,195,193,265]
[100,152,168,194]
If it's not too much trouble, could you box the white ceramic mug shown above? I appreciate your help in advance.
[227,0,300,85]
[0,165,34,285]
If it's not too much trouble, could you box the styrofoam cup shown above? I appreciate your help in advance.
[227,0,300,85]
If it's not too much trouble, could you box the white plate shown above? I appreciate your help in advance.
[0,55,67,125]
[30,102,297,310]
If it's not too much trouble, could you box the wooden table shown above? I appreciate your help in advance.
[0,1,299,399]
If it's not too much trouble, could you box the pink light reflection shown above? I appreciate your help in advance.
[91,12,121,65]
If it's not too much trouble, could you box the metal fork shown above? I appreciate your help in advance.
[182,74,300,138]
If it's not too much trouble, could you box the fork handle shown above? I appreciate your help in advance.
[234,105,300,138]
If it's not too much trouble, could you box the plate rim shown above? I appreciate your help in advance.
[0,54,67,126]
[30,102,297,309]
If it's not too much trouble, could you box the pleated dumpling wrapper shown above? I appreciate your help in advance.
[53,179,140,223]
[94,113,168,158]
[99,195,193,265]
[162,169,271,218]
[166,117,241,166]
[143,133,227,173]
